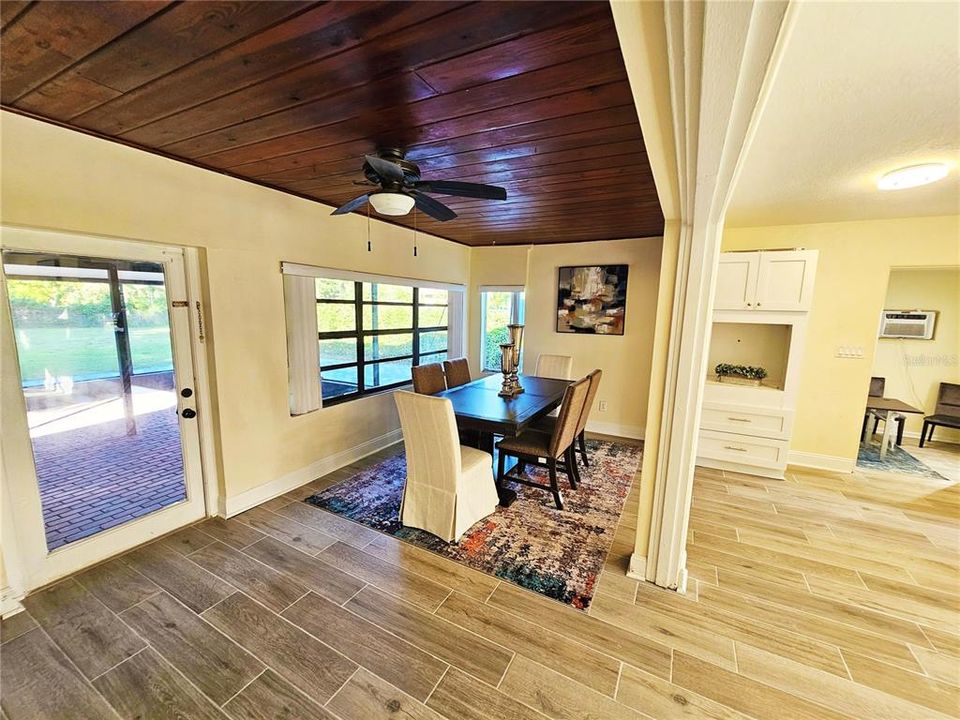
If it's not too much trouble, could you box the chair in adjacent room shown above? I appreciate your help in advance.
[920,382,960,447]
[394,391,500,542]
[535,369,603,468]
[495,376,590,510]
[412,362,446,395]
[534,353,574,380]
[443,358,472,388]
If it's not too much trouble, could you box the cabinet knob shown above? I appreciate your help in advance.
[746,302,752,307]
[756,302,761,307]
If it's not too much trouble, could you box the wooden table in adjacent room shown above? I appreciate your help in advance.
[433,373,571,505]
[864,396,924,459]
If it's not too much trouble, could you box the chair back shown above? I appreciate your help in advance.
[868,377,885,397]
[935,382,960,418]
[394,391,461,489]
[576,369,603,435]
[443,358,471,388]
[412,362,446,394]
[548,376,591,458]
[535,353,574,380]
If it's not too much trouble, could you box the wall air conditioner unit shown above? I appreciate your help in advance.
[878,310,937,339]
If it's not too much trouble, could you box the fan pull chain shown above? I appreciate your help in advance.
[366,203,371,252]
[413,207,418,257]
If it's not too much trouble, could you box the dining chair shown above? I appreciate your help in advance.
[394,391,500,542]
[443,358,472,388]
[412,362,446,394]
[495,376,590,510]
[534,369,602,467]
[920,382,960,447]
[535,353,574,380]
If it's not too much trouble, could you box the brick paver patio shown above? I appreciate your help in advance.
[31,400,186,550]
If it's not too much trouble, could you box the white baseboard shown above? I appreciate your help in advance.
[626,552,647,581]
[901,430,960,445]
[221,429,403,518]
[1,586,25,617]
[787,450,855,474]
[586,420,645,440]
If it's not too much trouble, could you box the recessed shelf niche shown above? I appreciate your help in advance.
[706,322,792,391]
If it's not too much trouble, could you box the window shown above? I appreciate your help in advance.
[316,279,449,403]
[480,288,525,372]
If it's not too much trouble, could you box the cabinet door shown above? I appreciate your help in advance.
[714,252,759,310]
[756,250,817,310]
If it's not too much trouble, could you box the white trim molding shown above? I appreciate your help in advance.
[281,261,465,291]
[221,429,403,517]
[787,451,855,474]
[586,421,645,440]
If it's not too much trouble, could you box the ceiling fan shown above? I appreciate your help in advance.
[331,149,507,221]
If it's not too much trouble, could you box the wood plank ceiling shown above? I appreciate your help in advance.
[0,1,664,246]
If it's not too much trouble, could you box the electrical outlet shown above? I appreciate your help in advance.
[598,400,608,413]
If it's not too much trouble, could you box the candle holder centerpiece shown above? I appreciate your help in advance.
[498,323,525,398]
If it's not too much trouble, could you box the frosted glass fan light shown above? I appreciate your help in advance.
[877,163,949,190]
[368,191,415,216]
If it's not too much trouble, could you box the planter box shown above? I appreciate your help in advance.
[717,375,763,387]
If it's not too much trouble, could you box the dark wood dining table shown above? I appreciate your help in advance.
[433,372,571,505]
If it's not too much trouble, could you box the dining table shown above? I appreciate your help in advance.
[433,372,572,505]
[863,396,923,459]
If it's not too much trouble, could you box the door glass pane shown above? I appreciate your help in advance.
[362,282,412,303]
[418,305,447,327]
[364,358,412,388]
[316,302,355,332]
[316,278,355,300]
[319,338,357,366]
[3,252,188,551]
[420,330,448,354]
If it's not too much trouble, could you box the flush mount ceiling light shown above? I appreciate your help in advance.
[367,191,415,216]
[877,163,949,191]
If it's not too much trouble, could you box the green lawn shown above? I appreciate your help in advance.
[14,326,173,384]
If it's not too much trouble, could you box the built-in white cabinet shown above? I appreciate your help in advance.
[714,250,817,312]
[698,249,818,479]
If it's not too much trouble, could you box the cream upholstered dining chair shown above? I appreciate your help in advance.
[394,391,500,542]
[443,358,472,388]
[412,362,446,394]
[535,353,573,380]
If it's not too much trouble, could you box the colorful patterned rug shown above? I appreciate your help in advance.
[857,442,946,480]
[305,439,641,610]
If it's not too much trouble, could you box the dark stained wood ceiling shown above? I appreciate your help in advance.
[1,1,663,246]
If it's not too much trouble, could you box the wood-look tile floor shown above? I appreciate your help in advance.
[2,440,959,720]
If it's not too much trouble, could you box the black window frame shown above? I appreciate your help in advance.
[317,281,448,405]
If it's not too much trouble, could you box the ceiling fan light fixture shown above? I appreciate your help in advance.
[368,191,415,216]
[877,163,949,191]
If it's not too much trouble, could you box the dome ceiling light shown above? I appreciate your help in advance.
[877,163,949,191]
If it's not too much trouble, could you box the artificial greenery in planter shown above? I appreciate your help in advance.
[715,363,768,386]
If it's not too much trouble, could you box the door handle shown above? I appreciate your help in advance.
[180,408,197,419]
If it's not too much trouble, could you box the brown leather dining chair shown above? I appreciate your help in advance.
[495,376,590,510]
[412,363,446,395]
[920,382,960,447]
[534,369,602,473]
[443,358,472,388]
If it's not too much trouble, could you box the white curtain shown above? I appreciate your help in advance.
[447,290,465,359]
[283,274,321,415]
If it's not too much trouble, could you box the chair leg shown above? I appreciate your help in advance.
[861,414,869,442]
[873,417,880,435]
[496,448,506,491]
[896,417,905,446]
[578,431,589,467]
[919,421,928,447]
[548,460,563,510]
[564,446,579,489]
[927,423,935,446]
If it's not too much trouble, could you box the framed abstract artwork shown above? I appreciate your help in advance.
[556,265,629,335]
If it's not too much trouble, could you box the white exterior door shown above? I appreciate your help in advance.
[1,227,207,594]
[714,252,759,310]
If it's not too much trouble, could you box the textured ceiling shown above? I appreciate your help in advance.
[728,1,959,227]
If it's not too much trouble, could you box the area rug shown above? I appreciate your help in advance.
[857,442,946,480]
[305,439,641,610]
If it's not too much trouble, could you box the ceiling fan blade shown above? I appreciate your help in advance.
[409,190,457,222]
[364,154,406,184]
[414,180,507,200]
[330,193,370,215]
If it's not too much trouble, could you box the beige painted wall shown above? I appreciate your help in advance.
[1,112,470,502]
[521,238,663,438]
[723,214,960,463]
[873,267,960,443]
[465,245,531,376]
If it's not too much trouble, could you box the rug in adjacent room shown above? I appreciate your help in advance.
[856,442,947,480]
[305,439,641,610]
